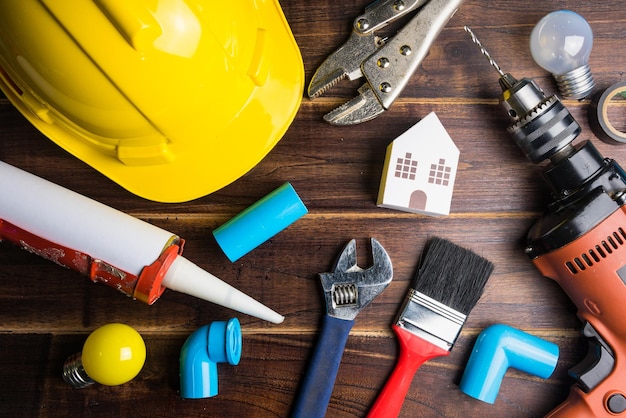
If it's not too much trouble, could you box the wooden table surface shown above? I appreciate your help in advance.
[1,1,626,417]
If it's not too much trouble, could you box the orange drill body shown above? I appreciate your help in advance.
[534,207,626,416]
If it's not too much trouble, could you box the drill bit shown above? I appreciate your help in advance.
[463,26,504,77]
[464,26,518,90]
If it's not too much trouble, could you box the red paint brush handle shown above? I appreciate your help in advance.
[367,324,450,418]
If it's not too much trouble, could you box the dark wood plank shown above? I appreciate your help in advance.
[1,0,625,417]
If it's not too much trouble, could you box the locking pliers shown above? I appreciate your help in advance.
[308,0,464,125]
[291,238,393,418]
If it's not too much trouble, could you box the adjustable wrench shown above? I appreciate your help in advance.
[291,238,393,418]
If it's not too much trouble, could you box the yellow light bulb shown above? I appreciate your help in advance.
[81,323,146,386]
[64,323,146,388]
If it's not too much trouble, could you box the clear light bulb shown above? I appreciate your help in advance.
[530,10,595,99]
[62,323,146,388]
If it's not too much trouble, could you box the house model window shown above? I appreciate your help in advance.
[377,112,459,217]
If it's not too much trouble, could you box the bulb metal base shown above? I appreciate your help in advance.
[62,353,95,389]
[554,64,595,100]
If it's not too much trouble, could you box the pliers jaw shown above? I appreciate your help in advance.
[308,0,465,125]
[307,30,379,100]
[319,238,393,321]
[322,84,386,126]
[307,29,385,126]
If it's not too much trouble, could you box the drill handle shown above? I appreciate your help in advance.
[531,208,626,417]
[546,379,626,417]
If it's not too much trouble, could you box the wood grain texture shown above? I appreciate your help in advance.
[1,0,625,417]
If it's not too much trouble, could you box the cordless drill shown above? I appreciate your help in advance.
[466,27,626,417]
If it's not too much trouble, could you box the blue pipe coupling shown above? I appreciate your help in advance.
[179,318,242,399]
[213,182,308,262]
[459,324,559,404]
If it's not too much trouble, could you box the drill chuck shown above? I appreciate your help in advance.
[463,26,581,164]
[496,75,626,258]
[500,76,581,164]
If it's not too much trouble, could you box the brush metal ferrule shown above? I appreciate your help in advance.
[395,289,467,351]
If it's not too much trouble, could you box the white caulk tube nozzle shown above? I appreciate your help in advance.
[162,255,285,324]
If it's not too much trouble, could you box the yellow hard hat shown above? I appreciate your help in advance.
[0,0,303,202]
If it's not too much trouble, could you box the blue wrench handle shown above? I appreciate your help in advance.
[291,315,355,418]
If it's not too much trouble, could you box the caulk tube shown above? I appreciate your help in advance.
[0,161,173,275]
[0,161,283,323]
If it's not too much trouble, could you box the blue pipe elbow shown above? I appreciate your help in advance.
[180,318,242,399]
[459,324,559,404]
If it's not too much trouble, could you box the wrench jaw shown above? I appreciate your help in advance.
[332,239,359,273]
[319,238,393,321]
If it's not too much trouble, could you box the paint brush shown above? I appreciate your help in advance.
[367,237,494,418]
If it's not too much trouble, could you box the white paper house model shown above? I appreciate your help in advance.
[377,112,459,216]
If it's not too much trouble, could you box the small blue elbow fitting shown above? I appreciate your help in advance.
[459,324,559,404]
[180,318,242,399]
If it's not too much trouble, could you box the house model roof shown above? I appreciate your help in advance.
[377,112,459,216]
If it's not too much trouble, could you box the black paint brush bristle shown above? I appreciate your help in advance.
[413,237,494,315]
